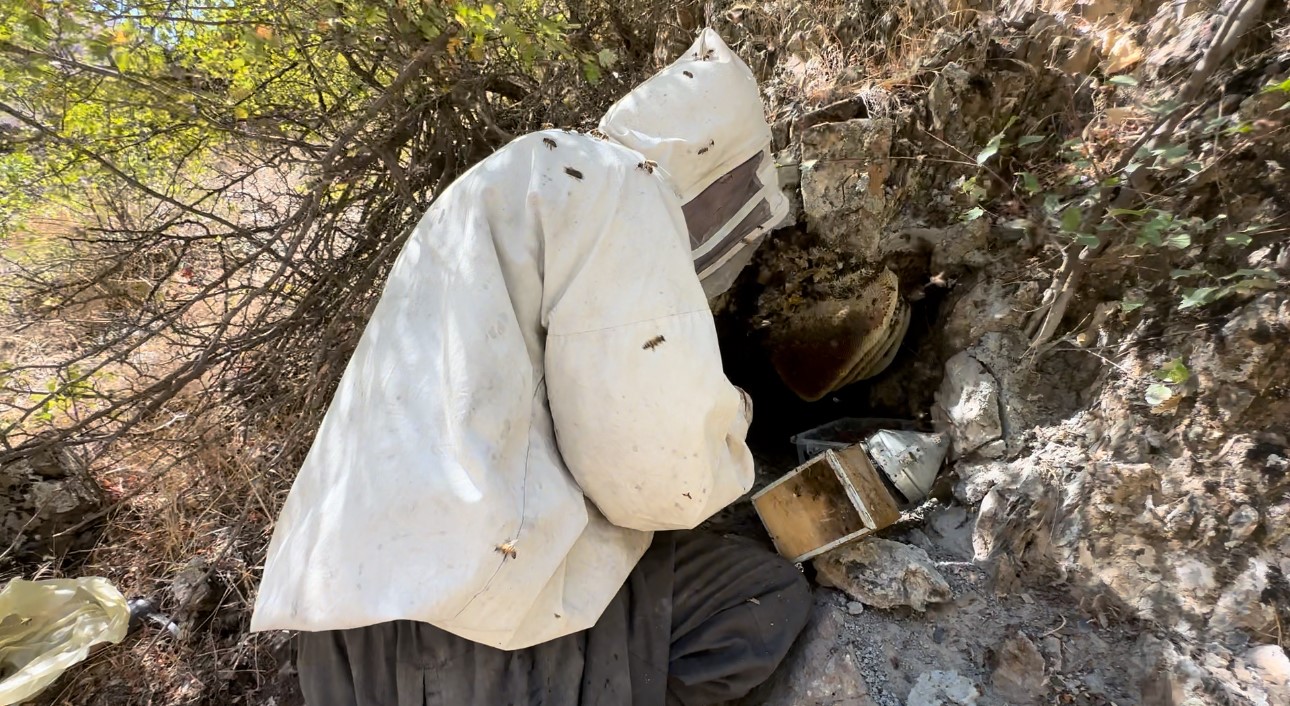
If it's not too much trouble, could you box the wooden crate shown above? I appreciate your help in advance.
[751,445,902,563]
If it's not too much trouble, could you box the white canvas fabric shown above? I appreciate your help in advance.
[251,29,782,650]
[599,29,788,298]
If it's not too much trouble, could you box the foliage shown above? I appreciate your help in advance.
[0,0,665,463]
[958,74,1286,326]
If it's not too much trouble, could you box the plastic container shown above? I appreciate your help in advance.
[790,417,918,465]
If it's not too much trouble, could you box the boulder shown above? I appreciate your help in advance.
[907,670,979,706]
[814,538,952,611]
[991,633,1048,703]
[934,352,1004,458]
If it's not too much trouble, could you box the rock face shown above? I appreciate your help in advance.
[799,118,893,257]
[736,592,876,706]
[933,292,1290,705]
[1,444,104,559]
[814,538,952,611]
[907,670,979,706]
[990,633,1047,704]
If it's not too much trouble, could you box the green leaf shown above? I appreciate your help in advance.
[1147,100,1180,116]
[1108,208,1148,218]
[1171,268,1206,279]
[1075,233,1101,248]
[962,206,985,222]
[1018,135,1045,147]
[597,48,617,68]
[21,13,53,41]
[1225,231,1252,246]
[1179,287,1221,309]
[1219,268,1277,281]
[1109,75,1140,87]
[1261,77,1290,94]
[1228,277,1279,292]
[976,142,1000,165]
[1060,206,1083,233]
[1165,231,1191,249]
[1154,358,1190,384]
[1137,212,1171,247]
[1020,171,1040,194]
[1152,143,1191,163]
[582,58,601,84]
[1120,298,1145,313]
[1145,383,1173,406]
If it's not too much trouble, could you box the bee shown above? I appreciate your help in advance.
[495,541,518,560]
[683,70,694,78]
[589,128,608,140]
[683,492,693,499]
[637,160,658,174]
[543,137,557,150]
[643,335,666,350]
[697,140,714,155]
[701,49,715,61]
[564,167,583,180]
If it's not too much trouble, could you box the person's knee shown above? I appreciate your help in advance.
[758,554,811,649]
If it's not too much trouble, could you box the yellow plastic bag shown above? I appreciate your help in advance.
[0,577,129,705]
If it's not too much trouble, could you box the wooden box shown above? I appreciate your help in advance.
[751,445,902,563]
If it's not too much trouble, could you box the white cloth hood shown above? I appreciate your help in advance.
[600,29,788,298]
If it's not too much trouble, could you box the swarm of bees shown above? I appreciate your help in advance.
[643,335,666,350]
[637,160,658,174]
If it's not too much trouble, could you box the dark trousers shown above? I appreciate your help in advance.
[295,531,811,706]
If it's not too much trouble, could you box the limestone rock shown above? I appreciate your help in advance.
[939,278,1041,352]
[1209,557,1278,637]
[799,118,893,258]
[735,593,876,706]
[1245,644,1290,701]
[991,633,1048,703]
[935,352,1004,457]
[814,538,952,611]
[1228,505,1260,542]
[908,670,979,706]
[880,222,991,273]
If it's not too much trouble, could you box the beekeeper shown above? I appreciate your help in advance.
[251,29,808,705]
